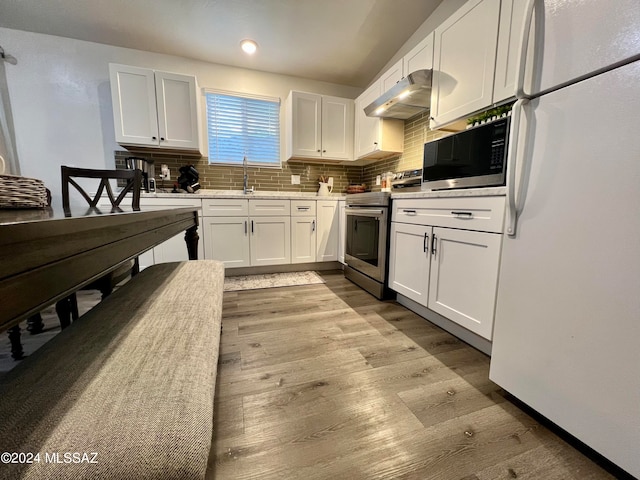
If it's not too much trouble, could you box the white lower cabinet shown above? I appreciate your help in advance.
[141,196,339,269]
[203,199,291,267]
[316,200,339,261]
[389,222,431,304]
[202,216,250,267]
[250,216,291,266]
[389,196,505,340]
[291,216,316,263]
[428,227,502,339]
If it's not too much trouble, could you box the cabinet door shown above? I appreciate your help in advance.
[321,96,354,160]
[250,216,291,266]
[493,0,527,103]
[291,216,317,264]
[428,227,502,340]
[381,59,404,91]
[430,0,501,128]
[354,82,381,158]
[403,33,434,75]
[316,200,339,262]
[203,216,250,267]
[290,92,322,158]
[388,222,431,305]
[109,64,159,146]
[155,71,200,150]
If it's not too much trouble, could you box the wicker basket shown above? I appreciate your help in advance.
[0,174,49,209]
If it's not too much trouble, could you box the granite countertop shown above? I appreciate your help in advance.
[143,189,346,200]
[391,186,506,199]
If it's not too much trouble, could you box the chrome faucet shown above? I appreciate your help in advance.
[243,156,254,194]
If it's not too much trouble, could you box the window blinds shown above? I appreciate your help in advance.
[205,91,280,166]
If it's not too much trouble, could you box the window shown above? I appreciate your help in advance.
[205,90,280,166]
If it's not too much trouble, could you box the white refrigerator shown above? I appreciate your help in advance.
[489,0,640,477]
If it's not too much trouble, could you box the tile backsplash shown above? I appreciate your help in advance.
[115,152,362,194]
[115,111,447,193]
[361,111,448,190]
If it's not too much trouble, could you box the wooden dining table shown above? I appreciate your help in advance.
[0,205,200,359]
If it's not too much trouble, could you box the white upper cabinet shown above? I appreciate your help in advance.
[354,80,404,160]
[109,65,158,147]
[154,71,200,150]
[377,33,435,95]
[403,34,434,75]
[430,0,501,128]
[321,96,354,160]
[109,64,200,151]
[381,59,404,92]
[493,0,527,103]
[285,91,354,161]
[287,91,321,158]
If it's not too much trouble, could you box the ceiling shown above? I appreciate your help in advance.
[0,0,443,88]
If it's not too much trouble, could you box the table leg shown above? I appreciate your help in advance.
[26,313,45,335]
[56,296,74,330]
[185,225,199,260]
[8,326,24,360]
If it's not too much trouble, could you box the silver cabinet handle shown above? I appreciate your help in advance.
[431,234,437,256]
[297,206,310,211]
[423,233,429,253]
[403,209,417,215]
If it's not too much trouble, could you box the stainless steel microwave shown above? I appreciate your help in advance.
[422,117,510,190]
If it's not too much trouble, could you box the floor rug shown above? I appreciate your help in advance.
[223,271,326,292]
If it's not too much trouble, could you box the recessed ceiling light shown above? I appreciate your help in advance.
[240,39,258,55]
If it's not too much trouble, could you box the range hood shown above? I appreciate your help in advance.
[364,69,432,120]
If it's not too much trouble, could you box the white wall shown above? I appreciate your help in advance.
[0,27,363,199]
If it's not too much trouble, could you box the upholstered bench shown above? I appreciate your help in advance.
[0,260,224,480]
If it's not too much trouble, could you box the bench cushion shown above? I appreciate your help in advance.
[0,260,224,479]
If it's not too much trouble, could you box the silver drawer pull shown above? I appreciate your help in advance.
[297,206,310,211]
[403,209,417,215]
[451,211,473,218]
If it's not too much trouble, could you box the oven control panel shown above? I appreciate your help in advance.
[391,169,422,191]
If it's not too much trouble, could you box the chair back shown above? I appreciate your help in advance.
[61,166,141,213]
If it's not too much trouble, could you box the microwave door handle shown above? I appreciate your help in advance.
[515,0,537,99]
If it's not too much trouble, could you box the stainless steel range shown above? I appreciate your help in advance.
[343,168,422,298]
[344,191,391,299]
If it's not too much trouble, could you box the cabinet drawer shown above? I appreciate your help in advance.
[291,200,317,217]
[202,198,249,216]
[392,196,505,233]
[249,199,291,216]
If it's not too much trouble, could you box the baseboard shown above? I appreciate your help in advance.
[225,261,341,277]
[396,294,492,356]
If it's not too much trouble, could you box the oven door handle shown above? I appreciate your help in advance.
[345,208,384,217]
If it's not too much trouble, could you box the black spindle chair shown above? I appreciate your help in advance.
[57,166,142,327]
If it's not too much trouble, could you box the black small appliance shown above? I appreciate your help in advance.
[422,117,510,190]
[176,165,200,193]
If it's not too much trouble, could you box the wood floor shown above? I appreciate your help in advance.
[207,271,613,480]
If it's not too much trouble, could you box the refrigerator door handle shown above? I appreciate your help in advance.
[506,98,529,236]
[515,0,537,99]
